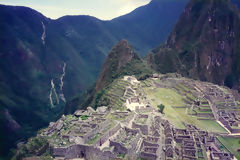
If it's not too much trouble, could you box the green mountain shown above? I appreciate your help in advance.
[92,40,152,108]
[95,40,141,92]
[12,41,240,159]
[0,0,189,157]
[148,0,240,90]
[67,40,153,111]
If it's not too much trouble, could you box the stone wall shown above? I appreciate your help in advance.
[110,140,128,154]
[143,140,159,147]
[112,111,129,115]
[197,113,214,117]
[95,123,121,146]
[83,120,111,142]
[122,113,135,124]
[36,143,49,156]
[230,128,240,133]
[52,144,116,160]
[52,145,85,159]
[85,146,116,160]
[64,145,85,158]
[52,147,66,157]
[132,122,148,135]
[139,114,148,119]
[136,107,154,113]
[128,134,141,156]
[109,123,121,136]
[140,151,157,160]
[125,127,139,135]
[219,117,234,133]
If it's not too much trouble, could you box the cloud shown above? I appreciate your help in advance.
[106,0,150,16]
[0,0,151,20]
[118,1,150,16]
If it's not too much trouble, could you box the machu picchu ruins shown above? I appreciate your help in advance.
[18,74,240,160]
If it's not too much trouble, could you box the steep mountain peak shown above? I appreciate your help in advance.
[95,40,139,92]
[103,39,139,67]
[148,0,240,89]
[109,39,137,61]
[118,39,129,47]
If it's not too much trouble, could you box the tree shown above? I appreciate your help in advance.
[157,104,165,113]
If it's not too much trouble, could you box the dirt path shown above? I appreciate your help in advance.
[216,120,231,134]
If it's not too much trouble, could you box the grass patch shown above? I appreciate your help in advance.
[144,87,227,133]
[86,133,101,144]
[186,93,197,101]
[111,115,127,121]
[141,79,152,87]
[197,150,203,157]
[198,120,227,133]
[217,136,240,159]
[144,87,186,129]
[145,88,185,106]
[136,117,147,124]
[103,121,115,133]
[195,108,212,114]
[100,78,131,111]
[12,137,50,159]
[117,153,125,158]
[80,115,89,120]
[65,115,78,123]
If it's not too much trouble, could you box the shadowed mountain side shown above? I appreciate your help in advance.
[148,0,240,90]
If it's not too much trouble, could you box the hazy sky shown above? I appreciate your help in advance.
[0,0,151,20]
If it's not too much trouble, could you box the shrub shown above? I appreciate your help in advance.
[157,104,165,113]
[80,115,88,120]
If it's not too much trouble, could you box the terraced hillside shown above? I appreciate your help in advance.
[100,79,131,111]
[14,74,240,160]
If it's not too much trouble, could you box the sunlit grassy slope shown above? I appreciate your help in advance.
[144,86,227,133]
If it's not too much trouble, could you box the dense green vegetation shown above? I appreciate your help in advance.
[11,136,51,160]
[117,153,125,159]
[80,115,89,120]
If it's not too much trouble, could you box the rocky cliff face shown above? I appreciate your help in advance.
[148,0,240,90]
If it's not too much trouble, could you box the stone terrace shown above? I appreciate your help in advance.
[26,75,240,160]
[195,82,240,134]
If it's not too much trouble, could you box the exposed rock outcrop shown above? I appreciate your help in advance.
[148,0,240,90]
